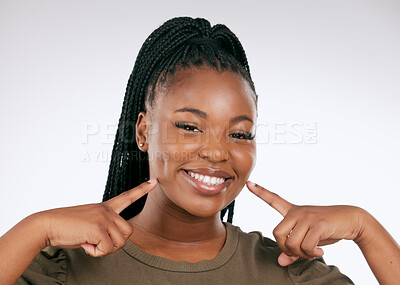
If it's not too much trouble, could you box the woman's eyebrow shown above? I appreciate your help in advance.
[174,107,253,124]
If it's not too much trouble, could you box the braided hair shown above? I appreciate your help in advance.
[102,16,257,223]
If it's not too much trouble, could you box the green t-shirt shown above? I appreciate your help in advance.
[16,222,354,284]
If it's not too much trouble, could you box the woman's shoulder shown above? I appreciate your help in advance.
[225,222,286,267]
[15,245,68,285]
[226,222,355,284]
[16,241,147,285]
[226,222,282,253]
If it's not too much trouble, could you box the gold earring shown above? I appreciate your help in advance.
[139,143,144,147]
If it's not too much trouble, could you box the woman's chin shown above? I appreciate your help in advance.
[157,180,235,220]
[178,203,230,220]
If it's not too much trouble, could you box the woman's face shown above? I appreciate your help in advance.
[138,66,257,218]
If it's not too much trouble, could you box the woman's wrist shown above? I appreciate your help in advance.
[352,207,377,248]
[23,212,51,250]
[349,206,400,284]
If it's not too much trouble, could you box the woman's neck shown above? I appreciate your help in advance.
[127,187,226,244]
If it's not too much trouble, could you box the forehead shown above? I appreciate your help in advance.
[153,67,256,121]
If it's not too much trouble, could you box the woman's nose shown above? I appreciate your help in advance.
[198,132,229,162]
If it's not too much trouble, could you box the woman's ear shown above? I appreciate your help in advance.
[136,111,149,152]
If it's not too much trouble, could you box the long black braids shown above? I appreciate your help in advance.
[102,16,257,224]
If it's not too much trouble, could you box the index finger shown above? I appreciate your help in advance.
[246,181,294,216]
[104,178,158,214]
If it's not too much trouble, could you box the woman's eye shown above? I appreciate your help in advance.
[175,122,254,140]
[175,121,202,132]
[230,132,255,140]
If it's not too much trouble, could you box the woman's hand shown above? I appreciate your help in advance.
[37,179,158,257]
[246,181,400,284]
[246,181,367,267]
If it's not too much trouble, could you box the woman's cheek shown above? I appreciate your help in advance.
[155,130,199,163]
[231,144,256,182]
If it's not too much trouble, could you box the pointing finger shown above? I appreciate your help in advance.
[105,178,158,214]
[246,181,294,217]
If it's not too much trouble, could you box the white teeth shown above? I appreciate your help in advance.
[187,171,226,186]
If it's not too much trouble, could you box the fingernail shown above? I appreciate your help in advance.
[248,181,256,187]
[147,178,157,184]
[289,256,299,261]
[315,247,324,256]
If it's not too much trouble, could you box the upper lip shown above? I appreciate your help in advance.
[182,168,234,179]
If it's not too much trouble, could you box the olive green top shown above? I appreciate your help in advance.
[16,222,354,284]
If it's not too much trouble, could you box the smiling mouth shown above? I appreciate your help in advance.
[183,169,229,185]
[180,169,233,196]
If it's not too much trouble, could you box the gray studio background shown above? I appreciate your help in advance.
[1,1,399,284]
